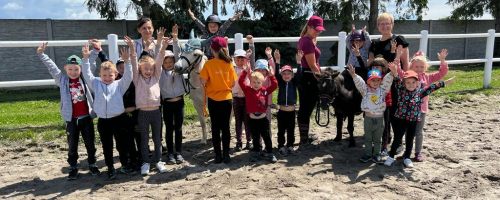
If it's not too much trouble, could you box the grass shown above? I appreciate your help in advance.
[0,64,498,143]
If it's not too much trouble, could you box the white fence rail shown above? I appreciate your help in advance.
[0,30,498,88]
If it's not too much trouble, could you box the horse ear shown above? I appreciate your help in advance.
[190,29,195,39]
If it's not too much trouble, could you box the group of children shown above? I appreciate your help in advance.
[37,11,456,181]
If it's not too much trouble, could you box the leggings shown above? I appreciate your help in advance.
[119,111,142,165]
[277,110,296,148]
[163,98,185,154]
[233,97,251,142]
[389,118,417,159]
[414,113,426,153]
[98,116,128,169]
[382,107,393,149]
[297,72,319,143]
[208,98,233,155]
[138,109,162,164]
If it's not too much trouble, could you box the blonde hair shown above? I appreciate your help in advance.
[300,24,317,44]
[250,71,264,82]
[100,61,117,73]
[213,47,232,63]
[138,55,155,74]
[377,13,394,24]
[410,51,429,71]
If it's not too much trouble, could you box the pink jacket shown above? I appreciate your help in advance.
[133,49,165,109]
[397,62,448,113]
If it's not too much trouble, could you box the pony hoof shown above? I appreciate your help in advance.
[348,141,356,148]
[333,137,342,142]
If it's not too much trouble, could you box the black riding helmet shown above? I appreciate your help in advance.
[206,14,222,30]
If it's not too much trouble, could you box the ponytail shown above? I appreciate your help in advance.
[300,23,317,44]
[217,47,232,63]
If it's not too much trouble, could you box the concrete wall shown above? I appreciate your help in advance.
[0,19,495,82]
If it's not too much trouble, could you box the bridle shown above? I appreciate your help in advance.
[179,49,204,94]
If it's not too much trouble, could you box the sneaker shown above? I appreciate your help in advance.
[381,149,389,157]
[67,168,78,181]
[260,149,268,157]
[404,158,414,168]
[89,164,100,176]
[141,163,150,176]
[268,153,278,163]
[384,157,395,166]
[298,142,315,151]
[214,153,223,164]
[278,147,287,156]
[235,142,243,152]
[359,154,372,163]
[246,141,254,151]
[372,156,383,164]
[107,168,117,180]
[396,145,404,154]
[176,154,185,164]
[415,152,424,162]
[156,162,168,173]
[167,154,176,165]
[119,165,137,175]
[287,147,296,156]
[251,152,260,162]
[223,151,231,164]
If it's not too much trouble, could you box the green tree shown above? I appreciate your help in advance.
[85,0,159,19]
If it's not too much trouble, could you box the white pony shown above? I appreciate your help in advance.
[174,30,209,144]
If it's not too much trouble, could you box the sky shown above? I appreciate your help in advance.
[0,0,494,20]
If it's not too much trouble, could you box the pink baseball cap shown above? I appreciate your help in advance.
[308,15,325,31]
[280,65,293,73]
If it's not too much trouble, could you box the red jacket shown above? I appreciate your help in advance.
[238,70,278,114]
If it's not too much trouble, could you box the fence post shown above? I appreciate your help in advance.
[234,33,244,50]
[419,30,428,56]
[107,34,119,64]
[484,29,495,88]
[338,31,346,69]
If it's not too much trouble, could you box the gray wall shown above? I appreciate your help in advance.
[0,19,495,82]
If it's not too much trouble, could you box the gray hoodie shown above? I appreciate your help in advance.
[160,40,186,99]
[81,50,134,118]
[38,53,96,122]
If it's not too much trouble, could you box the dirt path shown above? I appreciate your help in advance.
[1,95,499,199]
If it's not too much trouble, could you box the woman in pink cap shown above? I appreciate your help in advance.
[297,15,325,148]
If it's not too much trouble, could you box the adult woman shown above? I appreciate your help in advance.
[297,15,325,147]
[133,17,162,60]
[368,13,410,155]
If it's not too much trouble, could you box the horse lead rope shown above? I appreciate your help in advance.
[315,96,331,127]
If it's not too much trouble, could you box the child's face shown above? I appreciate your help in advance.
[208,22,219,34]
[368,78,382,89]
[116,63,124,75]
[64,64,81,79]
[255,69,268,77]
[250,77,263,90]
[404,77,418,91]
[163,57,175,70]
[371,65,383,73]
[281,71,294,82]
[411,60,426,75]
[99,69,116,85]
[140,63,155,79]
[234,56,246,68]
[353,40,365,48]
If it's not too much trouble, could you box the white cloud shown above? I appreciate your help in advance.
[3,2,23,10]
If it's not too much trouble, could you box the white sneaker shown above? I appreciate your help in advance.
[404,158,414,168]
[141,163,150,176]
[384,157,394,166]
[156,162,167,173]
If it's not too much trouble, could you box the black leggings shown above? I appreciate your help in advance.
[297,72,319,143]
[207,98,233,155]
[389,118,417,159]
[163,98,185,154]
[119,110,142,165]
[277,110,296,148]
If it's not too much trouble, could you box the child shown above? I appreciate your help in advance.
[81,41,133,180]
[274,49,303,156]
[347,24,371,71]
[409,49,449,162]
[187,9,242,59]
[199,37,238,164]
[37,42,99,180]
[160,24,187,165]
[384,66,455,168]
[238,61,278,163]
[349,62,397,164]
[132,32,170,175]
[232,46,253,152]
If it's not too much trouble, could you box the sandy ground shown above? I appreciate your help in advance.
[0,95,499,199]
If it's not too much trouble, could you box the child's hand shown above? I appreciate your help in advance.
[243,61,250,72]
[388,62,398,76]
[157,27,166,43]
[88,39,102,51]
[390,39,397,53]
[351,43,360,57]
[231,12,243,21]
[224,36,229,42]
[162,37,172,47]
[245,49,252,58]
[171,24,178,41]
[188,9,196,20]
[124,36,134,47]
[351,24,355,33]
[246,35,254,44]
[265,47,272,59]
[120,47,129,62]
[37,42,48,54]
[274,49,280,61]
[444,77,455,85]
[82,44,91,59]
[362,25,367,33]
[438,49,448,63]
[347,64,356,77]
[296,50,304,64]
[395,45,403,60]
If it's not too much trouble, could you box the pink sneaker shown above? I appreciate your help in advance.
[415,152,424,162]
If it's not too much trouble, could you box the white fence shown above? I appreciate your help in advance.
[0,30,499,88]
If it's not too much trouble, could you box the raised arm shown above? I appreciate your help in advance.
[362,26,371,49]
[88,39,107,73]
[348,64,367,97]
[171,24,181,62]
[428,49,449,82]
[346,24,354,49]
[155,37,170,80]
[238,63,251,93]
[118,46,134,94]
[248,35,256,70]
[380,62,398,94]
[37,42,63,86]
[81,44,96,91]
[294,50,304,84]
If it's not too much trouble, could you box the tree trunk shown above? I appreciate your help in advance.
[139,0,151,17]
[368,0,378,34]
